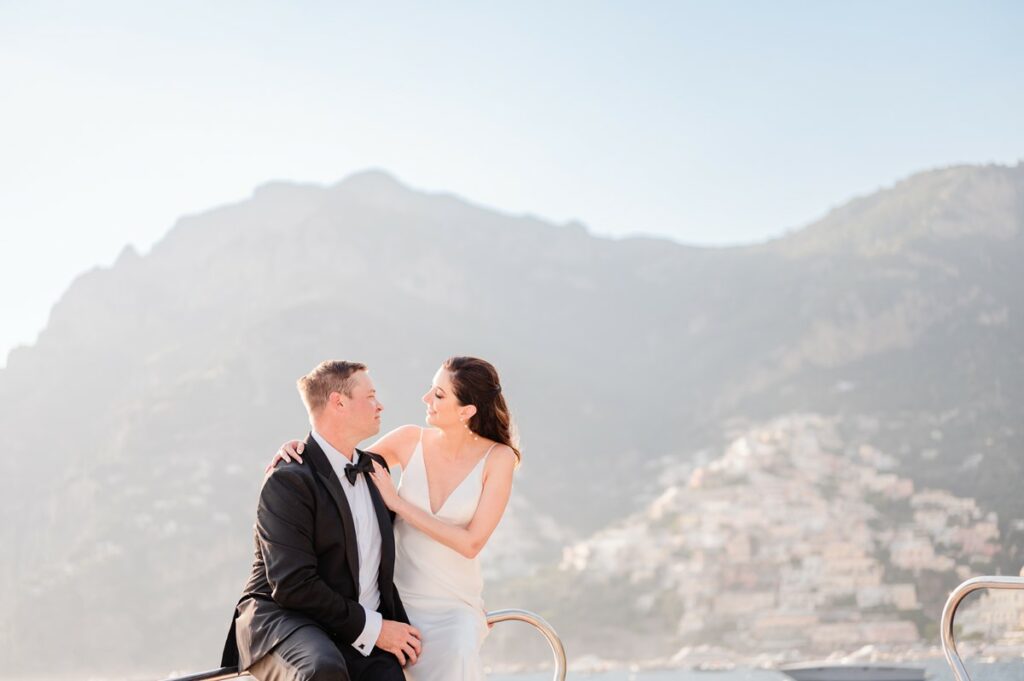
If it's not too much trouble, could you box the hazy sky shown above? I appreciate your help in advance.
[1,1,1022,366]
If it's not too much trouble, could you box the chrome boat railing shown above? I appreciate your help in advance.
[486,608,567,680]
[940,575,1024,681]
[165,608,566,681]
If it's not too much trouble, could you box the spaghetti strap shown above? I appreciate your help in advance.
[399,427,426,473]
[482,441,499,461]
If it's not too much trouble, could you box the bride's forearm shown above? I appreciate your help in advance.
[394,498,483,559]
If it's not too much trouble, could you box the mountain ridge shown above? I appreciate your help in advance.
[13,160,1016,372]
[771,162,1024,257]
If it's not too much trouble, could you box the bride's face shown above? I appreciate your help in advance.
[422,367,471,428]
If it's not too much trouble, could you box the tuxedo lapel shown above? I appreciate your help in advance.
[361,449,396,603]
[304,434,360,593]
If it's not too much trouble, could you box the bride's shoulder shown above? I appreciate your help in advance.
[388,423,424,440]
[369,424,424,468]
[385,424,425,451]
[483,442,518,472]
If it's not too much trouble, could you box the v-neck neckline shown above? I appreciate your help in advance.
[416,438,490,516]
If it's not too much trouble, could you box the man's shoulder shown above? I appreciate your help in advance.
[262,459,319,492]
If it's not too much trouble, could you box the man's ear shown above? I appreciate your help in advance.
[328,391,345,408]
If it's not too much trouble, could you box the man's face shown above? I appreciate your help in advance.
[336,370,383,439]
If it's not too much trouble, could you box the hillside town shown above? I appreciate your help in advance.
[555,414,1010,665]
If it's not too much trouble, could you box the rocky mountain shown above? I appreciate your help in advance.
[1,163,1022,676]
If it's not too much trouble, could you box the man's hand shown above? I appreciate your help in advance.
[376,620,422,666]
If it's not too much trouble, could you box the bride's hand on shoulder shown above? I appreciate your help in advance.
[264,439,305,473]
[369,460,400,511]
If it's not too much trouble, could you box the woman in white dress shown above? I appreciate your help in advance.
[271,356,519,680]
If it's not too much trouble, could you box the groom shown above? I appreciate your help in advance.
[222,360,421,681]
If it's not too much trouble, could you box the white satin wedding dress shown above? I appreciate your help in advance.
[393,432,496,681]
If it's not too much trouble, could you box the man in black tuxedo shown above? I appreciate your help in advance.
[222,360,421,681]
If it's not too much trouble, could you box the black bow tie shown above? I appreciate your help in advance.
[344,455,374,485]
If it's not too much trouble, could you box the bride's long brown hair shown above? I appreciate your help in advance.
[444,356,521,464]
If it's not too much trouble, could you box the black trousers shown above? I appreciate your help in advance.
[248,624,404,681]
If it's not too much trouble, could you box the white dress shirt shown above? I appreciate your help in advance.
[311,430,383,657]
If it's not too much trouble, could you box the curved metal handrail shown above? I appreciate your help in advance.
[164,608,565,681]
[940,575,1024,681]
[486,607,567,681]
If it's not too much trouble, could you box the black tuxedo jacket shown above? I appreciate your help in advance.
[222,433,408,670]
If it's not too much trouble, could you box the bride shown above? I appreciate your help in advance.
[269,356,519,680]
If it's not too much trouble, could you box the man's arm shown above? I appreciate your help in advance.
[257,464,422,664]
[256,466,367,643]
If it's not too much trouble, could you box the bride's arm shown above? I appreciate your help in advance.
[267,425,421,471]
[368,446,516,559]
[365,424,422,469]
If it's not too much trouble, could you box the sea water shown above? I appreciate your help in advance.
[488,659,1024,681]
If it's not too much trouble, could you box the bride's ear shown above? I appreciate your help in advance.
[460,404,478,421]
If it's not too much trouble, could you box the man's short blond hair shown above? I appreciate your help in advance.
[296,360,368,414]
